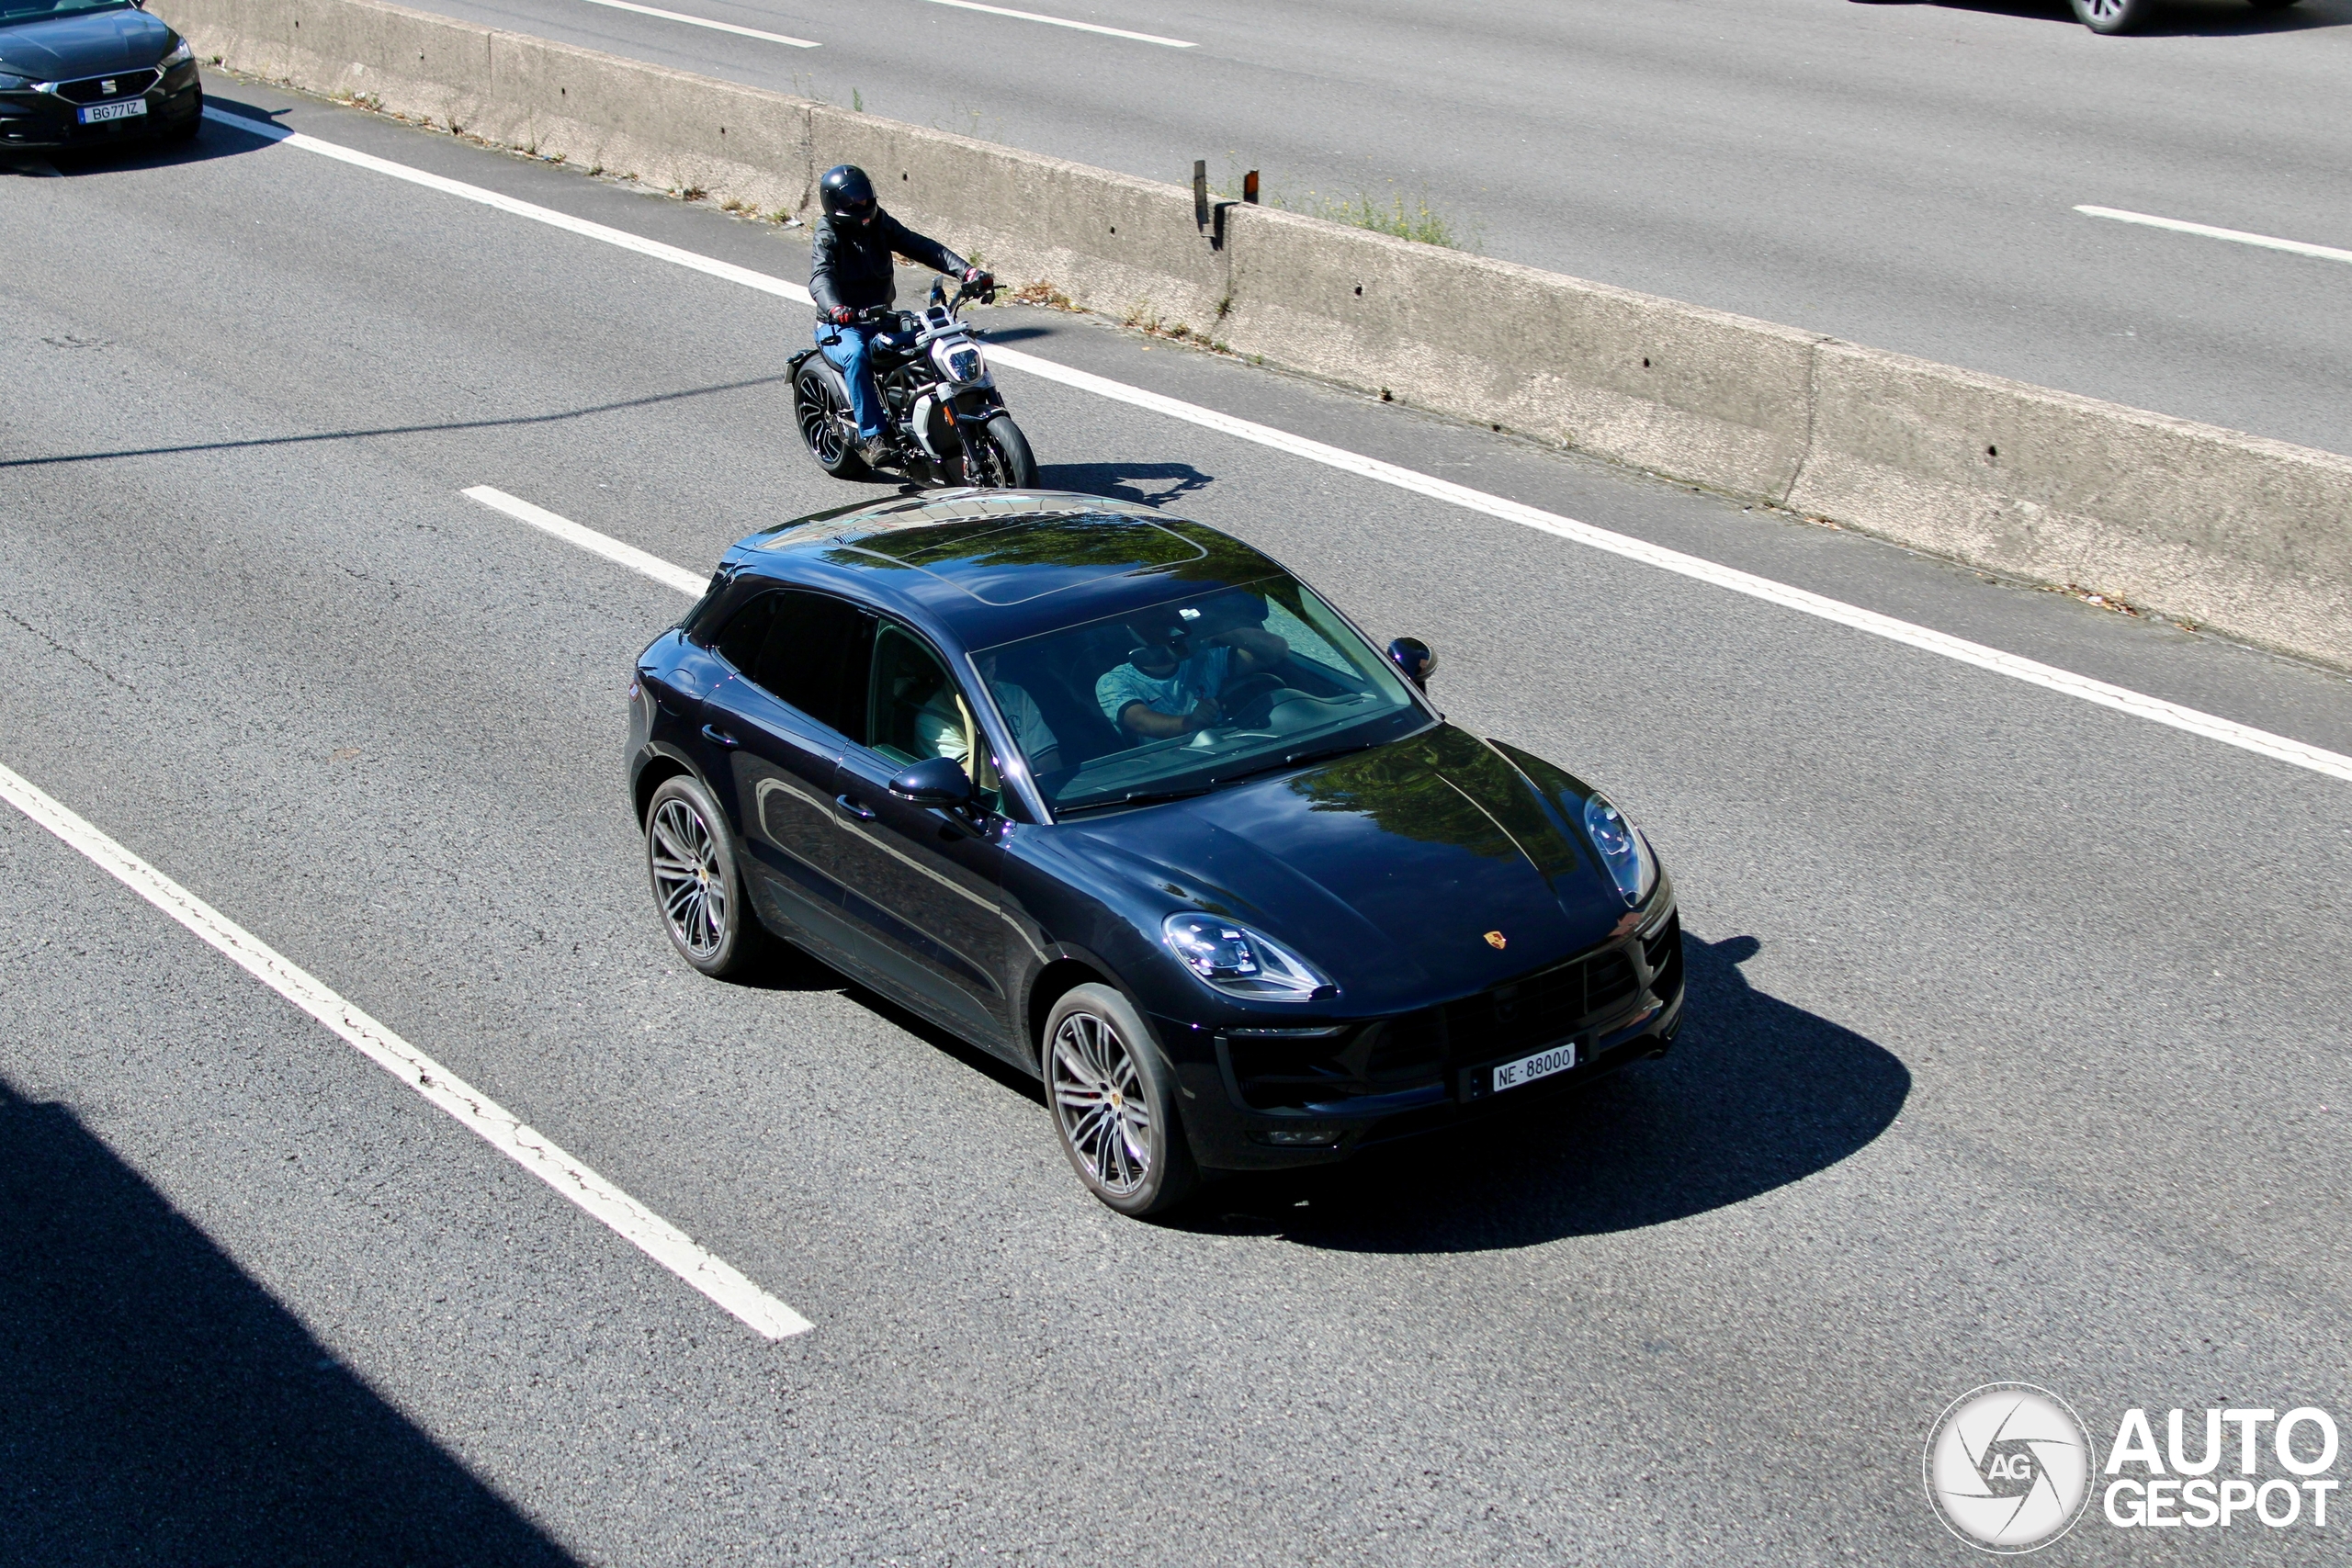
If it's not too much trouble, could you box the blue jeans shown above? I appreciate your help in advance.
[815,323,885,441]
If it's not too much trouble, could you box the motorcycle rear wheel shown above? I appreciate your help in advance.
[794,364,871,479]
[962,416,1039,490]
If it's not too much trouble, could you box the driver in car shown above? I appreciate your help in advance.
[1097,604,1288,740]
[810,164,993,469]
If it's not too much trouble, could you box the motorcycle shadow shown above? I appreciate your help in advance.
[1038,460,1215,508]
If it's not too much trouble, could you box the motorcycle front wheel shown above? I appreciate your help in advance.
[794,364,871,479]
[962,416,1039,490]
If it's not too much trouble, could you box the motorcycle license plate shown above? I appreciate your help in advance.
[80,99,148,124]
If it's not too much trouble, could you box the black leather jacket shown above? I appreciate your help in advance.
[809,208,968,315]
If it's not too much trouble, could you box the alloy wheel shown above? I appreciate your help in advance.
[965,429,1012,487]
[648,796,727,959]
[1050,1010,1153,1195]
[797,375,850,465]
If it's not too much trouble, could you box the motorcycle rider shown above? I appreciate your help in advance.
[809,164,993,468]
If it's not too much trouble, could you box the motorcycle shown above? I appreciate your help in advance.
[789,276,1040,489]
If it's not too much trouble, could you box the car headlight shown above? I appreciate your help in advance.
[1163,912,1334,1003]
[161,37,197,67]
[1583,792,1658,907]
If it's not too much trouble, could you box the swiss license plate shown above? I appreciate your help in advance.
[79,99,148,125]
[1491,1039,1577,1094]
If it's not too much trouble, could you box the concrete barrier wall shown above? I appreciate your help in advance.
[161,0,2352,670]
[1220,205,1820,501]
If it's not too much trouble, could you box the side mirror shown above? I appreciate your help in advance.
[1386,636,1436,689]
[889,756,975,808]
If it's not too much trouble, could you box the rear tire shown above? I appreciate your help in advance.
[794,362,870,479]
[1044,983,1199,1218]
[644,773,768,978]
[2070,0,2153,30]
[962,415,1039,490]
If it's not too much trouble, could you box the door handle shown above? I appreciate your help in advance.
[701,725,740,750]
[833,793,876,821]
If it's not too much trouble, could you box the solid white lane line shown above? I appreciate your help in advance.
[913,0,1194,47]
[465,485,710,593]
[205,107,812,304]
[980,357,2352,787]
[2076,206,2352,267]
[0,759,812,1341]
[213,110,2352,789]
[567,0,820,48]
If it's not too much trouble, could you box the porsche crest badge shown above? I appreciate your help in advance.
[1484,931,1507,950]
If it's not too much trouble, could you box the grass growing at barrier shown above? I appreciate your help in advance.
[1217,164,1472,250]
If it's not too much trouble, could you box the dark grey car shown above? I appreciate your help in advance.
[0,0,201,152]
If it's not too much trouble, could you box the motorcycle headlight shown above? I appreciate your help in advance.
[932,341,984,384]
[1163,912,1334,1003]
[161,37,197,67]
[1583,792,1658,907]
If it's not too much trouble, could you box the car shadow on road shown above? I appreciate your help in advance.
[0,1077,578,1566]
[722,940,1052,1100]
[0,95,290,178]
[1183,932,1911,1252]
[1876,0,2350,34]
[1038,460,1216,507]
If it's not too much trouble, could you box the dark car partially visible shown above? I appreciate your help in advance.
[0,0,200,153]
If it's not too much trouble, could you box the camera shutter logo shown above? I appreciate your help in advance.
[1924,1383,2096,1552]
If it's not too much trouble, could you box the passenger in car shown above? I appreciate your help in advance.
[914,664,1063,780]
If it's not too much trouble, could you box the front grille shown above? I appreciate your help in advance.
[1642,912,1684,1000]
[1442,943,1628,1062]
[1222,929,1678,1111]
[54,71,160,105]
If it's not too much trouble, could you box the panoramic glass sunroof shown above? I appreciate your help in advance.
[849,513,1209,605]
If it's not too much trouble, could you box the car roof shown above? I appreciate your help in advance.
[720,489,1292,650]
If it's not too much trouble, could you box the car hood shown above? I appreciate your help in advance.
[1063,724,1636,1014]
[0,6,174,79]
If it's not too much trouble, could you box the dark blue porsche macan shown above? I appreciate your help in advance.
[628,491,1684,1215]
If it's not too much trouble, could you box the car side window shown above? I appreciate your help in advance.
[869,622,1007,808]
[712,590,777,677]
[711,588,877,743]
[758,591,876,742]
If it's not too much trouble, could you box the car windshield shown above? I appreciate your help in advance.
[1,0,134,22]
[972,574,1431,815]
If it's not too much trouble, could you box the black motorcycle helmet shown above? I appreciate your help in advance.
[819,164,877,224]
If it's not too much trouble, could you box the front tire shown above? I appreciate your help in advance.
[794,362,870,479]
[962,414,1039,489]
[644,773,767,977]
[2070,0,2153,30]
[1044,984,1198,1217]
[162,89,202,143]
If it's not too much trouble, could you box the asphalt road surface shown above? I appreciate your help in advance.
[6,85,2352,1565]
[337,0,2352,459]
